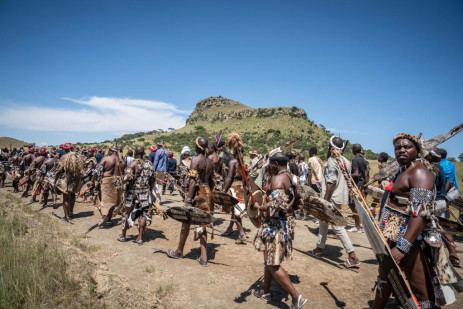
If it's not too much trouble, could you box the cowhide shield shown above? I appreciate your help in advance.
[212,191,239,213]
[366,185,385,200]
[297,185,346,226]
[166,206,213,225]
[438,217,463,236]
[450,197,463,212]
[246,190,263,228]
[353,198,421,308]
[243,177,262,227]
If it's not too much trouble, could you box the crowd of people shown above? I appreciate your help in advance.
[0,131,462,309]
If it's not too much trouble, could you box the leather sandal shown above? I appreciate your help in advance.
[450,255,461,268]
[252,289,271,303]
[341,257,360,268]
[166,249,183,259]
[290,295,307,309]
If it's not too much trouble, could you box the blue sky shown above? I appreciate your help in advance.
[0,1,462,158]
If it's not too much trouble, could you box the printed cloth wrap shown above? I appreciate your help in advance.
[124,159,155,210]
[254,188,295,266]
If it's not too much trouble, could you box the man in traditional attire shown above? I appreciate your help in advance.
[54,142,82,221]
[10,149,24,193]
[0,147,9,187]
[208,141,224,192]
[167,137,213,266]
[309,136,360,268]
[222,134,248,244]
[19,147,36,197]
[98,145,124,227]
[178,151,192,200]
[252,152,307,309]
[29,147,49,203]
[117,147,156,244]
[81,149,98,204]
[373,134,462,308]
[39,152,59,207]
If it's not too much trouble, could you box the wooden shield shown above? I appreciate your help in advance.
[212,191,239,213]
[300,194,347,226]
[166,206,213,225]
[353,198,420,308]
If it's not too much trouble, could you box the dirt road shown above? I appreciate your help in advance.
[1,185,462,309]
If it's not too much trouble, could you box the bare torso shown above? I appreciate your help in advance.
[208,152,222,174]
[100,154,122,178]
[191,154,213,185]
[32,156,47,169]
[388,161,434,211]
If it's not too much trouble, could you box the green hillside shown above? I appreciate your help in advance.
[81,96,377,161]
[0,137,29,149]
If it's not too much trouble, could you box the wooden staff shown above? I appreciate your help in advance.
[331,148,420,308]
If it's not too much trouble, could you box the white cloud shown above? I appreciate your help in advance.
[0,96,190,133]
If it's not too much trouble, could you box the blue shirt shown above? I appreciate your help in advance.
[95,153,104,164]
[153,148,168,172]
[439,159,458,188]
[167,158,177,173]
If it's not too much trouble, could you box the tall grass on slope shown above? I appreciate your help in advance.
[0,198,82,308]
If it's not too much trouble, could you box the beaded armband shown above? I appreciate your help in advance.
[396,236,413,254]
[408,188,433,217]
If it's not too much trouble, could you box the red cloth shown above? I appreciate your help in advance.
[150,145,157,152]
[63,142,73,150]
[384,181,393,192]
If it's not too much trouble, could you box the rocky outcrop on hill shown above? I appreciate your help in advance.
[186,96,307,124]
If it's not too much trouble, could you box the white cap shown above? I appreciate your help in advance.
[181,146,191,154]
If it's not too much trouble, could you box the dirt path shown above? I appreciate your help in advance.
[1,185,462,309]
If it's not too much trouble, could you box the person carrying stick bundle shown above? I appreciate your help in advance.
[252,152,307,309]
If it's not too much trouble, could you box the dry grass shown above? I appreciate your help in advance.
[71,236,101,254]
[0,194,94,308]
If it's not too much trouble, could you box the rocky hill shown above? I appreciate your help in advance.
[83,96,376,160]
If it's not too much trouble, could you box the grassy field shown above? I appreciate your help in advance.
[0,194,94,308]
